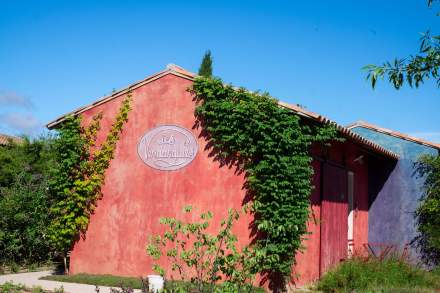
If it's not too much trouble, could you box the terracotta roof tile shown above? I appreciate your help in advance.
[46,65,399,160]
[278,103,399,160]
[347,120,440,150]
[0,134,23,145]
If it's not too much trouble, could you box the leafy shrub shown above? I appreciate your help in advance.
[0,137,52,187]
[146,206,260,292]
[30,286,44,293]
[316,256,440,293]
[414,154,440,266]
[0,137,55,266]
[0,282,25,293]
[0,172,52,264]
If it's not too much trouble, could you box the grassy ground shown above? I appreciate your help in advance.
[0,282,64,293]
[41,274,265,292]
[41,273,142,289]
[39,259,440,293]
[315,257,440,293]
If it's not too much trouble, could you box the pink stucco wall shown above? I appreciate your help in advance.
[69,72,373,287]
[72,73,252,276]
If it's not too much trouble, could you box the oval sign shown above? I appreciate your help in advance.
[137,125,198,171]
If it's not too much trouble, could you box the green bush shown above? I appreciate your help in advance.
[414,154,440,266]
[316,257,440,293]
[0,282,26,293]
[0,137,55,266]
[0,172,52,264]
[146,206,260,292]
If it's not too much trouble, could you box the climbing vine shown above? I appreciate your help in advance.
[48,93,132,253]
[190,77,339,280]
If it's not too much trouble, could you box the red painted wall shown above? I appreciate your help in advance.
[293,160,321,284]
[321,163,349,273]
[72,73,251,277]
[352,155,369,254]
[70,72,372,287]
[293,142,370,286]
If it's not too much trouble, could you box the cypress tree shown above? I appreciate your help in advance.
[198,50,213,77]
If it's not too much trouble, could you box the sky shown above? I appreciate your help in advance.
[0,0,439,142]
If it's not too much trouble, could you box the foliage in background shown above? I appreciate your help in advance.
[189,77,339,285]
[0,137,55,266]
[198,50,213,77]
[0,137,54,187]
[146,206,259,293]
[0,282,65,293]
[364,1,440,89]
[414,154,440,266]
[48,93,132,254]
[0,282,26,293]
[364,32,440,89]
[363,0,440,269]
[316,255,440,293]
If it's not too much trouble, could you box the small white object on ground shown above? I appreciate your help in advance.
[147,275,164,292]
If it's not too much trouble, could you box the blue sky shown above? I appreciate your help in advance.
[0,0,439,142]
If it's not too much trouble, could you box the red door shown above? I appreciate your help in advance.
[320,163,348,275]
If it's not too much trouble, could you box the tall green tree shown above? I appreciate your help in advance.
[198,50,213,77]
[364,1,440,89]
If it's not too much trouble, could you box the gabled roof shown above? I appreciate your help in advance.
[46,64,399,160]
[0,133,23,145]
[347,120,440,150]
[46,64,195,129]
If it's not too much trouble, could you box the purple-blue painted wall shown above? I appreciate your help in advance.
[351,126,439,261]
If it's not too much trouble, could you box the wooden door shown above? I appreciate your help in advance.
[320,163,348,275]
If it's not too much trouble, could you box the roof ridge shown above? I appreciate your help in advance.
[347,120,440,150]
[46,65,196,129]
[45,65,399,159]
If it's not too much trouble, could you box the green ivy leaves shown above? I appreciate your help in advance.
[190,77,338,278]
[48,93,132,253]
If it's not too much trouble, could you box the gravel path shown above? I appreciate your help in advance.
[0,271,142,293]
